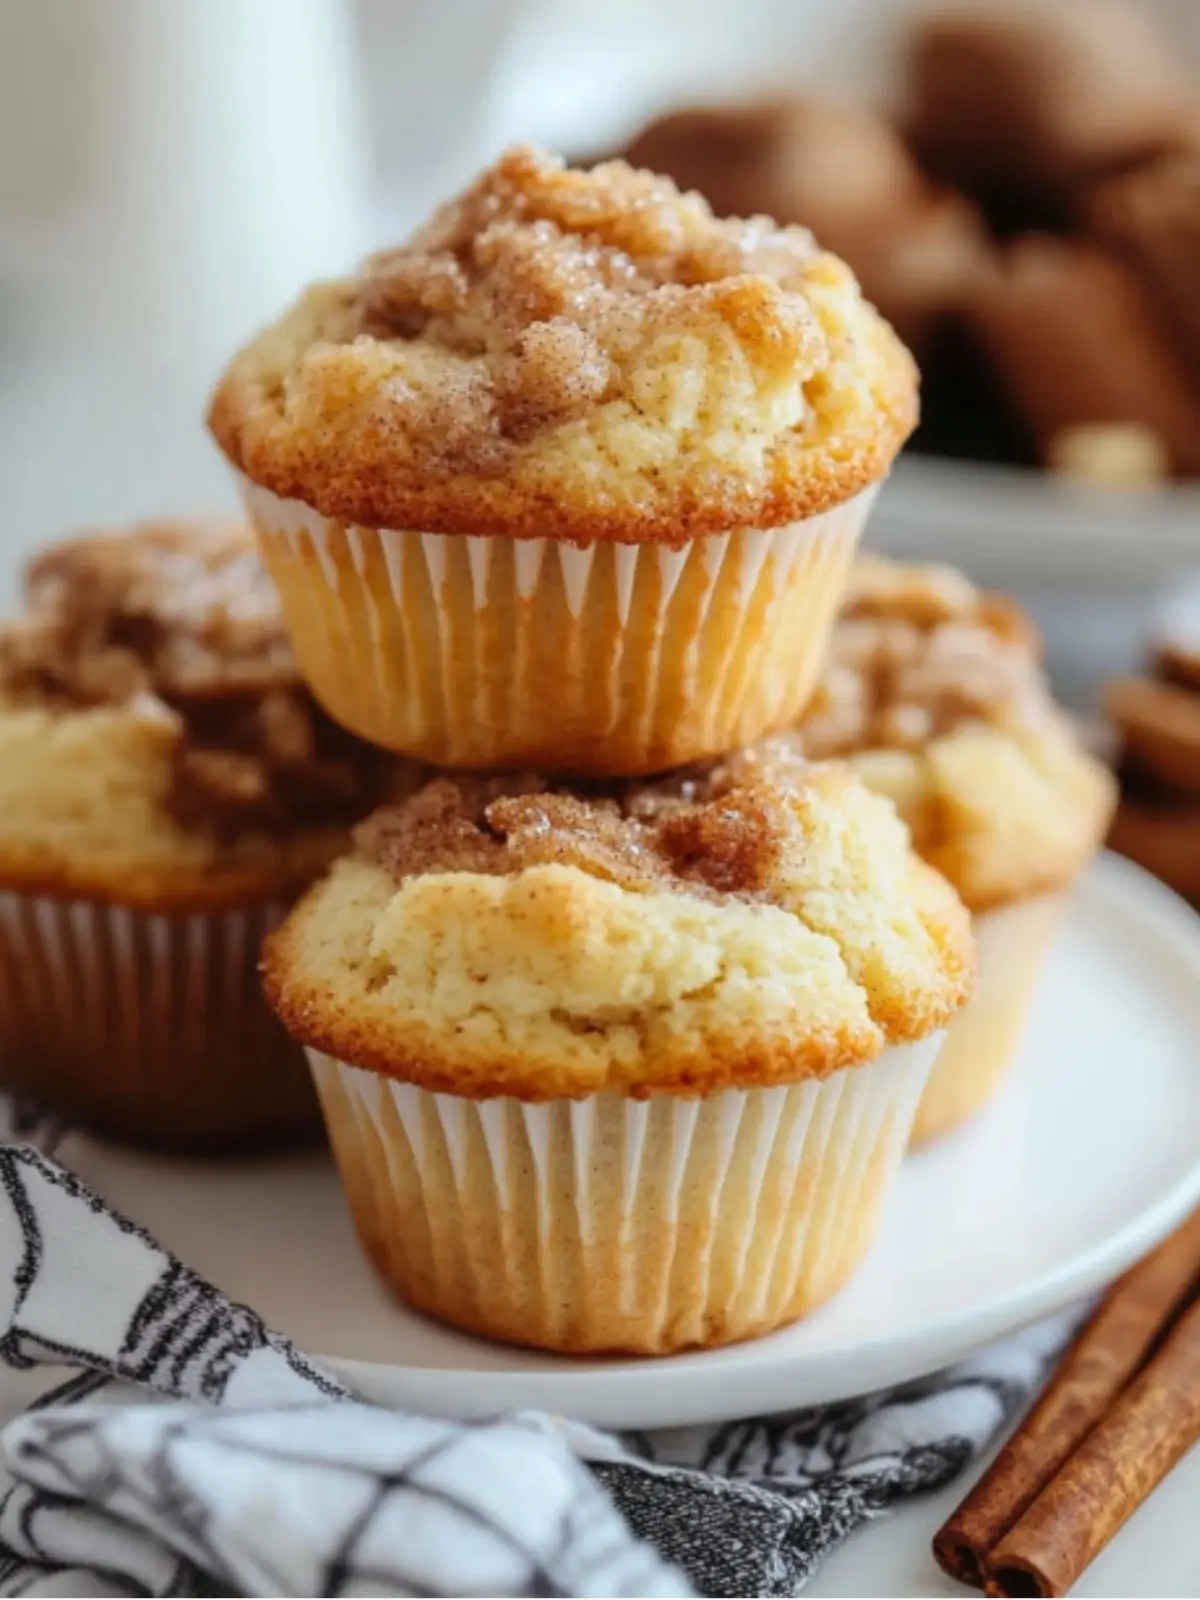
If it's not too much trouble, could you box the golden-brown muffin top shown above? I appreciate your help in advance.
[794,555,1115,909]
[210,146,917,542]
[0,520,392,909]
[264,758,974,1099]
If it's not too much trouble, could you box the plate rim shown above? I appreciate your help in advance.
[321,852,1200,1427]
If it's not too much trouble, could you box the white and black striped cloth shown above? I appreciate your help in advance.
[0,1136,1070,1598]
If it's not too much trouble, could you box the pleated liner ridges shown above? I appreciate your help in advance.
[241,480,875,771]
[910,894,1064,1147]
[0,892,320,1152]
[311,1036,939,1355]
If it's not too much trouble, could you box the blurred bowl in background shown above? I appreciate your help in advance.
[878,456,1200,591]
[872,458,1200,707]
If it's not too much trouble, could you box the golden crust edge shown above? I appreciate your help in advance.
[207,333,917,544]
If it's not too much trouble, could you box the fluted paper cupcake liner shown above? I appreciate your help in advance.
[240,479,876,773]
[310,1035,939,1355]
[0,892,320,1152]
[910,894,1065,1147]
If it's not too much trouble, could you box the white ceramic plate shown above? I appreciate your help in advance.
[69,852,1200,1431]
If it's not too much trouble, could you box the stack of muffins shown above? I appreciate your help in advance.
[0,147,1113,1357]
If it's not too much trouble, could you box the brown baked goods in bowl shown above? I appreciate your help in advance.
[1083,152,1200,392]
[793,556,1115,1145]
[1107,632,1200,906]
[209,145,917,776]
[907,0,1197,205]
[263,754,974,1355]
[0,519,392,1151]
[965,237,1200,480]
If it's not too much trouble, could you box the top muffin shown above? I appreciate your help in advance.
[0,520,390,909]
[210,145,917,543]
[791,556,1116,909]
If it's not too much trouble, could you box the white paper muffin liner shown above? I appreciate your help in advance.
[309,1033,940,1355]
[239,478,878,772]
[0,891,319,1151]
[911,893,1065,1146]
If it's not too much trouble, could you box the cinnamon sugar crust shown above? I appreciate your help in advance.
[793,556,1116,910]
[264,762,974,1100]
[0,519,395,910]
[354,766,802,903]
[209,146,917,542]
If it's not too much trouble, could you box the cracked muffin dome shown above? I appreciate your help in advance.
[209,144,917,542]
[792,555,1116,910]
[0,519,394,911]
[264,755,975,1100]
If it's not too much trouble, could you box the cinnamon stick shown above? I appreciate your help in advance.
[985,1290,1200,1597]
[933,1206,1200,1588]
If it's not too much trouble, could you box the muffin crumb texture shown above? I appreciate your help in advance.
[210,146,917,540]
[792,556,1116,908]
[0,521,389,906]
[266,761,975,1099]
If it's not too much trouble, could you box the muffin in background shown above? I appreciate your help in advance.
[210,145,917,776]
[264,757,974,1355]
[0,519,393,1152]
[793,555,1115,1145]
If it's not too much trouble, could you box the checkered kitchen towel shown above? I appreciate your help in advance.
[0,1137,1070,1598]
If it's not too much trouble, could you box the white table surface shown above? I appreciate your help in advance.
[0,1363,1194,1596]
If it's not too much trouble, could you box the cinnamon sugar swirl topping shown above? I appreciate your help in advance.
[355,763,796,903]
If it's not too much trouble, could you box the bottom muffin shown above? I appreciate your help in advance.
[265,757,975,1355]
[0,519,393,1151]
